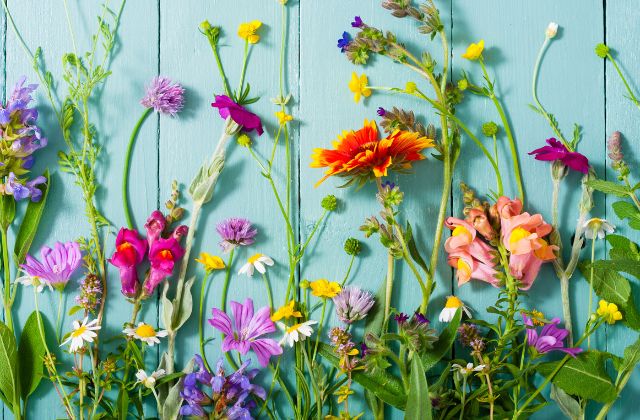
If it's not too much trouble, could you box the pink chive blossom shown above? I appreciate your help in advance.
[140,76,185,116]
[522,313,582,357]
[209,298,283,367]
[333,287,375,324]
[211,95,263,135]
[20,241,82,291]
[108,228,148,298]
[528,138,589,174]
[216,218,257,253]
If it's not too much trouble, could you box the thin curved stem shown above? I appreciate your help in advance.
[220,249,235,313]
[56,290,64,344]
[587,234,596,348]
[261,272,274,311]
[312,299,327,362]
[123,108,153,229]
[607,53,640,111]
[199,271,213,371]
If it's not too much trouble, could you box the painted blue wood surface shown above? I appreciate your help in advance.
[1,0,638,418]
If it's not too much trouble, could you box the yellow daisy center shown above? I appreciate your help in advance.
[135,324,157,338]
[72,325,87,338]
[445,296,463,308]
[286,323,303,334]
[248,253,263,264]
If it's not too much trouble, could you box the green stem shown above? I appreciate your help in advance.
[607,53,640,111]
[459,376,468,420]
[199,271,213,371]
[56,290,64,344]
[301,345,323,420]
[220,249,235,312]
[384,252,394,323]
[340,255,356,287]
[312,299,327,362]
[207,38,232,98]
[262,272,274,311]
[123,107,153,229]
[1,228,13,332]
[236,40,249,100]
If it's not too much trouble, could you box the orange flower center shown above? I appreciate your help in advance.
[158,250,173,261]
[135,324,157,338]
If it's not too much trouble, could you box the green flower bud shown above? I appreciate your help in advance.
[321,195,338,211]
[344,238,362,256]
[237,133,252,147]
[551,160,569,181]
[300,279,310,289]
[199,20,212,32]
[457,78,469,91]
[482,121,498,137]
[595,43,610,59]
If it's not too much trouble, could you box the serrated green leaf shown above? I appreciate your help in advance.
[613,201,640,230]
[405,356,431,420]
[550,384,583,420]
[586,179,631,197]
[422,309,461,371]
[579,261,630,305]
[18,311,46,402]
[14,170,50,265]
[0,321,17,406]
[617,336,640,376]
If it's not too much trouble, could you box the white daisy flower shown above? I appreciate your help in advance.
[238,253,274,277]
[61,317,101,352]
[123,322,168,346]
[438,296,472,323]
[16,275,52,293]
[583,218,615,240]
[452,362,485,376]
[135,369,166,389]
[277,320,318,347]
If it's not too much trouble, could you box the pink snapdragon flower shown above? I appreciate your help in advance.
[144,237,185,296]
[144,210,166,247]
[108,229,148,298]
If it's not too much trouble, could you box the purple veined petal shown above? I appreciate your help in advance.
[230,299,255,334]
[235,339,251,355]
[534,335,559,353]
[245,305,276,339]
[210,308,234,336]
[250,338,283,367]
[221,335,237,353]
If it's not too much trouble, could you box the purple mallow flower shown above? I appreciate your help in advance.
[216,217,257,253]
[522,313,583,357]
[351,16,364,28]
[212,95,264,135]
[337,31,351,52]
[528,138,589,174]
[140,76,185,116]
[20,241,82,291]
[333,286,375,324]
[209,298,283,367]
[180,355,266,419]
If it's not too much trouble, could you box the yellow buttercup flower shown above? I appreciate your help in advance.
[275,111,293,125]
[195,253,225,271]
[597,299,623,324]
[271,300,303,322]
[462,39,484,60]
[309,279,341,298]
[238,20,262,44]
[348,72,372,103]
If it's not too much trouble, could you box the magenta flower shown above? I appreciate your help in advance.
[141,76,185,116]
[108,228,148,298]
[216,218,257,253]
[211,95,264,135]
[21,241,82,290]
[144,237,185,296]
[522,313,582,357]
[209,298,283,367]
[528,138,589,174]
[144,210,166,247]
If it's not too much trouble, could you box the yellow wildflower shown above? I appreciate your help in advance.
[271,300,302,322]
[275,111,293,125]
[238,20,262,44]
[309,279,341,298]
[348,72,371,103]
[462,39,484,60]
[195,253,225,271]
[334,385,355,404]
[597,300,623,324]
[530,309,545,326]
[405,81,417,94]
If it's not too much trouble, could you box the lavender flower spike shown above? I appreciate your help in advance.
[141,76,185,116]
[522,313,583,357]
[216,217,258,252]
[333,286,375,324]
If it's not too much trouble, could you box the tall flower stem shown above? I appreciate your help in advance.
[312,299,327,362]
[606,52,640,112]
[384,252,395,322]
[459,375,468,420]
[220,249,236,313]
[261,273,274,311]
[56,290,64,343]
[198,271,213,371]
[1,228,13,332]
[587,232,597,348]
[122,107,153,229]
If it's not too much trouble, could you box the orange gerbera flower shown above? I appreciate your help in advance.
[310,120,434,186]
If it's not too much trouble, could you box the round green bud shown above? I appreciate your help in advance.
[237,133,252,147]
[595,43,610,59]
[481,121,498,137]
[199,20,213,32]
[300,279,310,289]
[457,78,469,91]
[344,237,362,256]
[321,195,338,211]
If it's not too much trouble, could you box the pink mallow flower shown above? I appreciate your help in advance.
[528,138,589,174]
[522,313,582,357]
[444,218,499,287]
[209,298,283,367]
[21,241,82,291]
[144,237,185,296]
[108,228,148,298]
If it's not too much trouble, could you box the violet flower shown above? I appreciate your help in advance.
[377,107,386,117]
[337,31,351,52]
[211,95,263,135]
[5,172,47,202]
[522,313,582,357]
[144,237,185,296]
[209,298,283,367]
[528,138,589,174]
[351,16,364,28]
[216,217,257,253]
[140,76,185,116]
[20,241,82,291]
[108,228,148,298]
[333,286,375,324]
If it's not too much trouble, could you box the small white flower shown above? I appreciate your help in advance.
[61,317,101,352]
[583,218,615,240]
[135,369,166,389]
[438,296,472,323]
[16,275,52,293]
[238,253,274,277]
[123,322,168,346]
[546,22,559,39]
[452,362,485,376]
[277,320,318,347]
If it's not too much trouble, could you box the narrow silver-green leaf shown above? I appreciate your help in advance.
[550,384,583,420]
[14,170,50,265]
[405,356,431,420]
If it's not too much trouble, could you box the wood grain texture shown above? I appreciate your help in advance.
[1,0,638,418]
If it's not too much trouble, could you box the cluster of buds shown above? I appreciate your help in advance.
[395,311,438,354]
[381,1,443,37]
[607,131,630,179]
[75,273,102,313]
[379,106,433,139]
[164,180,185,226]
[329,327,361,373]
[457,323,486,357]
[460,183,497,243]
[342,19,407,66]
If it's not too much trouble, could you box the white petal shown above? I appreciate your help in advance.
[135,370,147,382]
[260,256,274,266]
[255,261,266,274]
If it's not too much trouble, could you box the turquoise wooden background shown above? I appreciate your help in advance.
[1,0,639,418]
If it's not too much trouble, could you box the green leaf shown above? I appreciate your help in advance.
[613,201,640,230]
[172,276,195,331]
[162,357,195,420]
[365,277,388,337]
[422,309,461,371]
[317,343,407,409]
[405,222,429,274]
[0,194,16,231]
[579,261,630,305]
[14,170,50,265]
[18,311,46,401]
[622,294,640,330]
[618,336,640,374]
[116,385,129,420]
[586,179,631,197]
[607,234,640,261]
[405,356,432,420]
[0,321,17,406]
[550,384,583,420]
[537,351,617,403]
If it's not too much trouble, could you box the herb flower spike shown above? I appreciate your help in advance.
[310,119,434,187]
